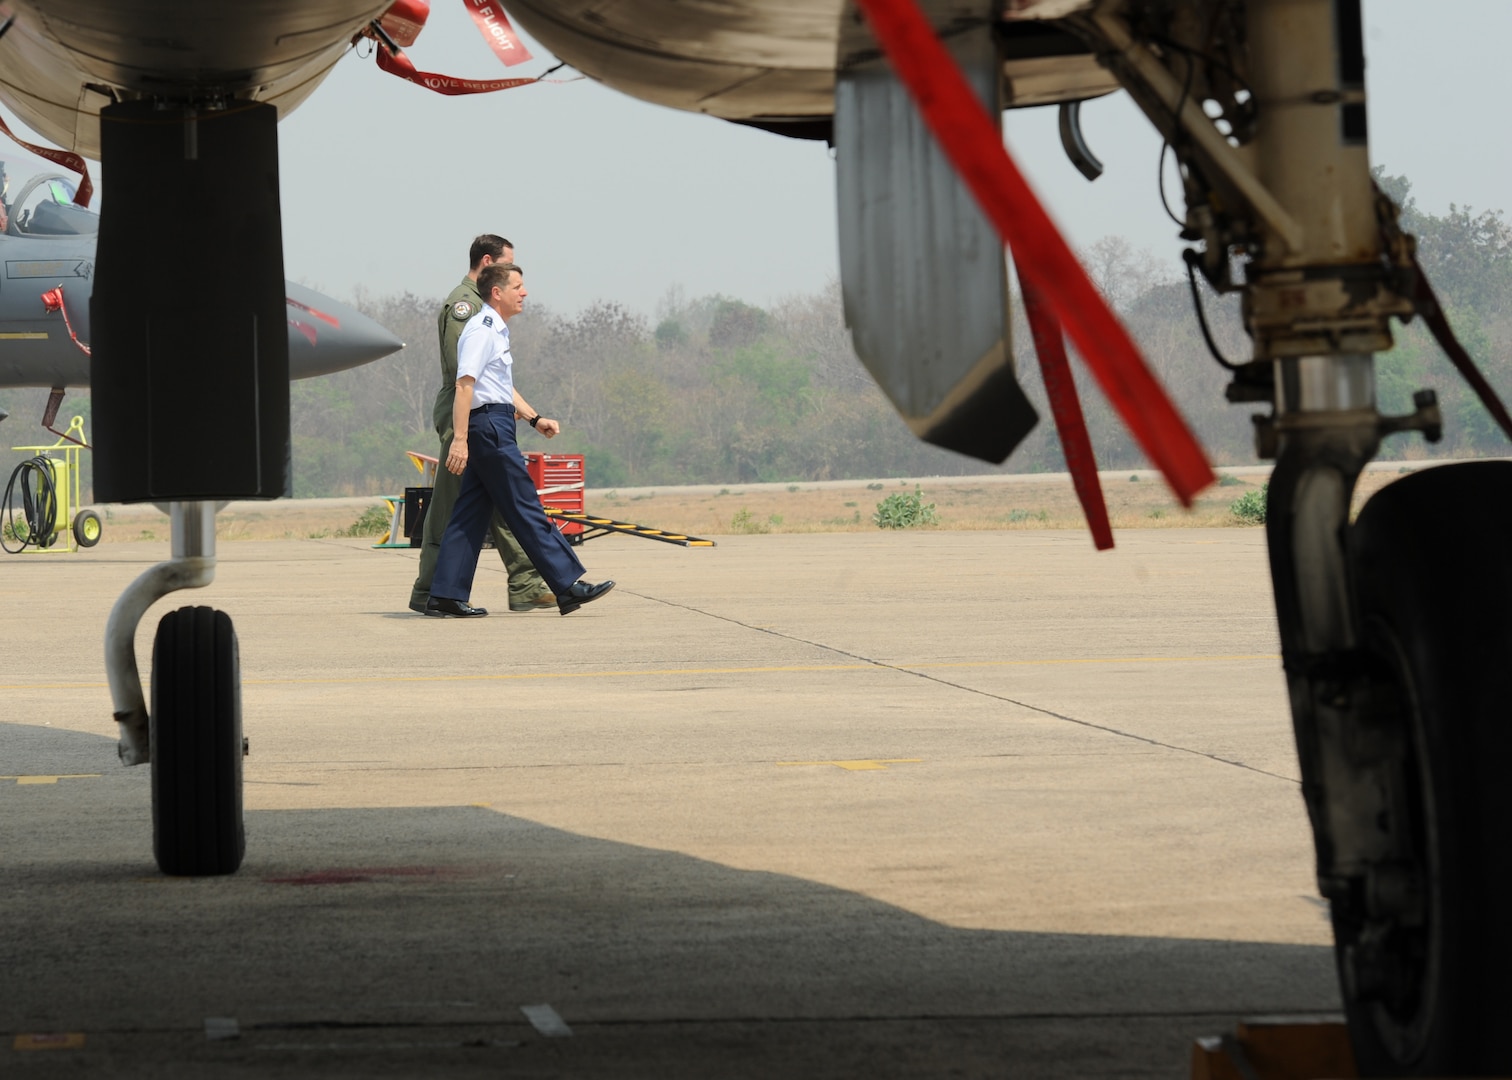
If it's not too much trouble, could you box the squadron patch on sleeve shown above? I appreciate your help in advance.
[451,300,475,320]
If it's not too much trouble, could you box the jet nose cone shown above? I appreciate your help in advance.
[285,282,405,378]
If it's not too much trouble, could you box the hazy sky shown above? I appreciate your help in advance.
[4,2,1507,319]
[279,0,1510,317]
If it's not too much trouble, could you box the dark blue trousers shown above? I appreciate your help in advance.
[431,404,585,601]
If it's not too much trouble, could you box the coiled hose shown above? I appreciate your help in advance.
[2,456,59,553]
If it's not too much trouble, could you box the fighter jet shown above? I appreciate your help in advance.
[489,2,1504,1076]
[0,164,403,407]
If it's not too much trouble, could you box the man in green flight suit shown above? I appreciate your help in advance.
[408,234,555,613]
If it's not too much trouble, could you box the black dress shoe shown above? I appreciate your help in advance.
[425,596,489,618]
[556,579,615,615]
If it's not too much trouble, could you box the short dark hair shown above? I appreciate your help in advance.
[468,234,513,270]
[478,262,522,299]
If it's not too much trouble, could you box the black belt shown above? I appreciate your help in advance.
[471,402,515,414]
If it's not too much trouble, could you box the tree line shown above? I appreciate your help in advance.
[4,168,1508,499]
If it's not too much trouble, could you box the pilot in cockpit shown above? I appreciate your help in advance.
[0,162,10,233]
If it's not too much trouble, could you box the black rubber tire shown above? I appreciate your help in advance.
[1345,461,1512,1075]
[150,605,245,876]
[72,508,102,548]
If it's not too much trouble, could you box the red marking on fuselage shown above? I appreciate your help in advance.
[286,296,341,328]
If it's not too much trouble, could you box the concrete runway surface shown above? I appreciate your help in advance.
[0,528,1340,1077]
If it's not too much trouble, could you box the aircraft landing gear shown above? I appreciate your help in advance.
[1261,430,1512,1074]
[91,100,286,877]
[106,500,246,876]
[1073,0,1510,1071]
[1334,463,1512,1072]
[151,605,245,876]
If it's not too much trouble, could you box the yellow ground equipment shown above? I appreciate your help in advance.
[4,415,101,554]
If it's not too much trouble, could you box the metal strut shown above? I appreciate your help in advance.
[105,500,218,764]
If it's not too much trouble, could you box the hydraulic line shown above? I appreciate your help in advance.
[1183,249,1241,371]
[2,455,59,553]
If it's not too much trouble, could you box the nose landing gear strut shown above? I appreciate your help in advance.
[1073,0,1512,1071]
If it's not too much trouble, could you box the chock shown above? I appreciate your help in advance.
[1192,1015,1356,1080]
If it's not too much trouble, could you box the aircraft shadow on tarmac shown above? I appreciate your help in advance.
[3,722,1339,1072]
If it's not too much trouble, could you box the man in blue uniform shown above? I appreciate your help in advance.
[427,262,615,618]
[408,234,554,613]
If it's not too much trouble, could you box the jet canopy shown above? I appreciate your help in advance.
[4,172,96,237]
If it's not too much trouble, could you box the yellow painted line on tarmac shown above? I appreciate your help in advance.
[0,654,1281,692]
[912,654,1278,671]
[0,774,100,785]
[0,331,49,341]
[14,1033,85,1050]
[778,758,923,772]
[0,683,113,690]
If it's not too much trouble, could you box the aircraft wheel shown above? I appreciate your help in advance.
[150,605,245,876]
[1343,461,1512,1075]
[73,509,102,547]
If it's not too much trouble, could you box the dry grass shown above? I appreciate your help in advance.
[86,462,1433,544]
[633,477,1240,535]
[586,465,1416,537]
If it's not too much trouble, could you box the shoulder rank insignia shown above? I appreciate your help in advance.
[482,315,493,327]
[451,300,475,320]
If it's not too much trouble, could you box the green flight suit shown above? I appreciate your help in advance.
[408,275,549,610]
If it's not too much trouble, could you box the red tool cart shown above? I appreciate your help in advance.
[524,452,585,539]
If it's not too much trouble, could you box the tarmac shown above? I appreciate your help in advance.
[0,527,1340,1077]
